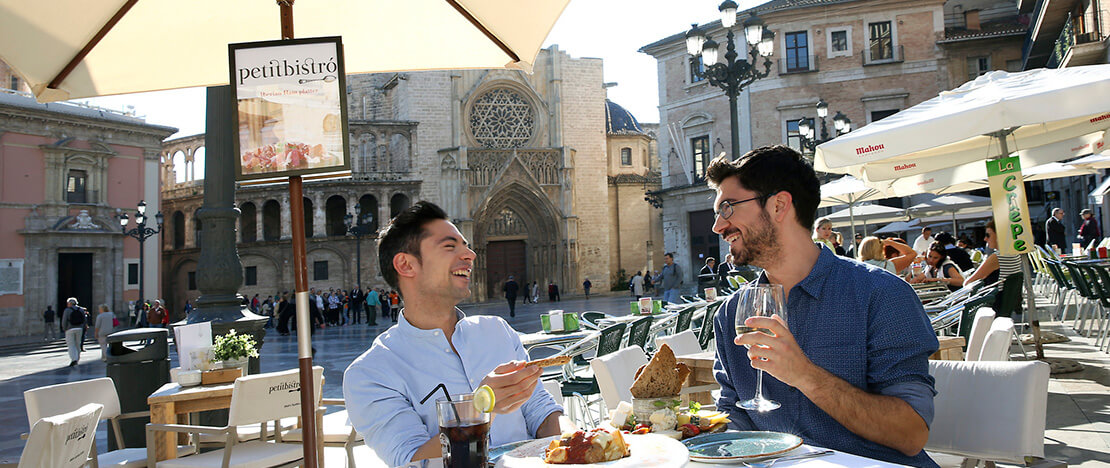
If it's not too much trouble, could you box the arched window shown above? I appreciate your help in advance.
[326,195,347,237]
[193,147,206,181]
[390,193,411,219]
[193,209,203,247]
[172,151,186,184]
[620,147,632,166]
[240,202,257,242]
[262,200,281,241]
[303,197,314,238]
[173,211,185,249]
[359,194,379,233]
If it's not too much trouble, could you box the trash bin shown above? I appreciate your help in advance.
[105,327,170,450]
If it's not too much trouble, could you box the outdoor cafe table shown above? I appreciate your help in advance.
[596,311,678,326]
[518,330,592,354]
[147,381,235,461]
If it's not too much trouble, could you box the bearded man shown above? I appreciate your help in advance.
[706,145,939,467]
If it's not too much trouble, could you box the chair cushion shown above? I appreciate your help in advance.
[156,440,303,468]
[98,446,192,468]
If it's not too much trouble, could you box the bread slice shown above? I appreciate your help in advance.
[526,355,572,368]
[630,344,681,398]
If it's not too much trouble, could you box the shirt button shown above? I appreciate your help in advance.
[445,348,451,353]
[433,331,440,336]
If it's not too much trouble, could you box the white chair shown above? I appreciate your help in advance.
[926,360,1053,466]
[654,330,701,356]
[23,377,191,468]
[977,317,1015,361]
[146,367,323,468]
[541,379,565,407]
[590,346,649,411]
[964,307,996,361]
[14,403,103,468]
[281,399,362,468]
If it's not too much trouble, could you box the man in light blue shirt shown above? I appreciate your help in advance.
[344,202,567,466]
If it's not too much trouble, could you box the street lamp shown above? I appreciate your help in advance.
[119,200,163,320]
[687,1,775,160]
[798,99,851,153]
[344,204,375,289]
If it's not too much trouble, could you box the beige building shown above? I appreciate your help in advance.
[161,46,663,312]
[641,0,1027,278]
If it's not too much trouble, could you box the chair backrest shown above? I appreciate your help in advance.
[581,311,608,330]
[24,377,121,426]
[655,330,701,356]
[977,317,1015,361]
[1087,264,1110,307]
[541,380,564,407]
[696,302,720,350]
[674,306,695,333]
[993,272,1025,318]
[626,317,653,350]
[18,403,103,468]
[595,324,627,358]
[964,307,996,361]
[590,346,649,410]
[227,367,323,426]
[1063,262,1094,298]
[926,360,1049,463]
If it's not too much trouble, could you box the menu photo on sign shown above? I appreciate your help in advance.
[229,36,350,181]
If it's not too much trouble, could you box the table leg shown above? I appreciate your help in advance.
[150,402,177,461]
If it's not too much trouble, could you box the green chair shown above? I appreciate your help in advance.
[1063,262,1099,331]
[674,306,696,333]
[993,272,1025,319]
[626,316,653,351]
[696,302,722,351]
[560,323,627,424]
[580,311,609,330]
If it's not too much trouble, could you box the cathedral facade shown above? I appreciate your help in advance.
[161,46,662,314]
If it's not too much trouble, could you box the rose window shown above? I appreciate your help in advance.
[469,88,535,148]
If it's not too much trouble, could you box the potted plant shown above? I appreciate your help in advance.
[212,329,259,372]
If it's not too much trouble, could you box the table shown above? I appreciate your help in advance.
[517,330,592,354]
[675,351,717,405]
[931,336,966,361]
[147,381,235,461]
[596,311,677,326]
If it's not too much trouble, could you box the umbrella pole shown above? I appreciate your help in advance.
[848,196,858,244]
[952,211,957,234]
[279,3,320,468]
[1021,253,1046,359]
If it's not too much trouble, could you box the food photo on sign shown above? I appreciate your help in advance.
[229,36,351,181]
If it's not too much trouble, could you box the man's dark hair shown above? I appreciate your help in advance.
[664,252,674,259]
[923,226,932,233]
[934,232,955,246]
[377,201,449,290]
[705,145,820,230]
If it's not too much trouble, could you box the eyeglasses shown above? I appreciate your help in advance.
[714,192,775,220]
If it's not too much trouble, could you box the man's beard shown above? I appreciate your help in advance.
[728,210,780,268]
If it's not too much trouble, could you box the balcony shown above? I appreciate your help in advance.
[1047,13,1106,69]
[863,44,904,66]
[778,55,819,75]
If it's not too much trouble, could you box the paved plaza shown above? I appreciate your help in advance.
[0,291,1108,466]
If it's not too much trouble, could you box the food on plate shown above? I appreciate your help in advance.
[241,141,335,173]
[544,427,630,464]
[609,400,730,440]
[525,355,571,368]
[322,113,340,133]
[629,344,690,398]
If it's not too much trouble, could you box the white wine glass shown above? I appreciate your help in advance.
[734,283,787,412]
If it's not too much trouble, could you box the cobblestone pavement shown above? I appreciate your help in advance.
[1,291,1107,467]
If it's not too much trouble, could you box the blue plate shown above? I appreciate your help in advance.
[682,431,803,462]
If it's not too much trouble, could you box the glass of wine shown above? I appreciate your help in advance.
[734,283,787,412]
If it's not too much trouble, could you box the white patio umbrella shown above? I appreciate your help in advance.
[819,175,893,240]
[873,219,921,236]
[1069,150,1110,169]
[814,65,1110,359]
[0,0,570,102]
[825,204,906,231]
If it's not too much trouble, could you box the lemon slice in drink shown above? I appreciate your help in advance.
[473,385,495,413]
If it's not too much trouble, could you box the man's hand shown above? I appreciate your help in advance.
[734,315,819,392]
[479,361,541,414]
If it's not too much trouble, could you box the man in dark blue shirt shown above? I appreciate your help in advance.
[705,145,939,467]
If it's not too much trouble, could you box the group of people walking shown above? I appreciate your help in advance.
[264,286,403,335]
[48,298,119,367]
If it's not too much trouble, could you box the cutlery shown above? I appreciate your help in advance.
[742,449,834,468]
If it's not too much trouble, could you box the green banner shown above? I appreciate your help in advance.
[986,156,1035,255]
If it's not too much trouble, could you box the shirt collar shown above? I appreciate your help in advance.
[756,245,835,299]
[396,307,468,339]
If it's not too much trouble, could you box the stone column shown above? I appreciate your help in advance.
[280,198,292,240]
[254,200,263,242]
[187,86,266,374]
[378,191,391,228]
[313,192,326,238]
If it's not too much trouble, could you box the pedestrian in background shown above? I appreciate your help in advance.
[388,290,401,321]
[94,304,116,361]
[1078,208,1101,249]
[503,276,519,317]
[656,253,683,304]
[366,288,379,326]
[42,305,57,341]
[630,271,644,299]
[582,277,592,299]
[530,281,540,303]
[1046,207,1066,253]
[61,298,85,367]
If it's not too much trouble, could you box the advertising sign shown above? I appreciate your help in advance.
[229,37,350,181]
[986,156,1035,255]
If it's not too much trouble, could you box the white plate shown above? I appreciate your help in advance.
[495,433,688,468]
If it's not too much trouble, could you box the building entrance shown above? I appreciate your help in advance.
[57,253,94,311]
[486,240,526,300]
[688,210,718,281]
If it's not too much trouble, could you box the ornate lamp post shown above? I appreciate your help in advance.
[798,99,851,153]
[344,204,374,289]
[118,200,163,315]
[687,0,776,160]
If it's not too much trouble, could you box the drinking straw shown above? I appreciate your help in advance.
[421,383,461,424]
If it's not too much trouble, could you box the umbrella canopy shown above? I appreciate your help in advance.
[881,131,1105,196]
[0,0,570,102]
[825,204,906,229]
[873,219,921,235]
[1069,150,1110,169]
[908,194,991,217]
[819,175,890,208]
[814,65,1110,181]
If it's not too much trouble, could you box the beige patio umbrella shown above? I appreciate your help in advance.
[0,0,570,102]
